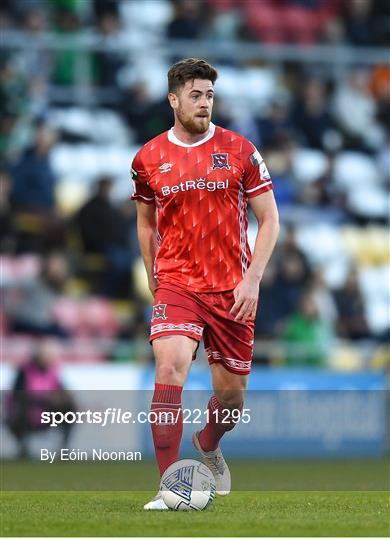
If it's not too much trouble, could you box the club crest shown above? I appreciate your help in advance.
[211,153,230,170]
[152,303,167,321]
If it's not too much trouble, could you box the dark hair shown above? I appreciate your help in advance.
[168,58,218,93]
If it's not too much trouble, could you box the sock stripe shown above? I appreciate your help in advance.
[153,383,183,403]
[150,407,182,412]
[210,395,221,411]
[151,402,182,407]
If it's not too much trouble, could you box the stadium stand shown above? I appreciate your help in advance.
[0,0,389,371]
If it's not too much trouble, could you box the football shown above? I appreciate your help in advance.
[160,459,216,511]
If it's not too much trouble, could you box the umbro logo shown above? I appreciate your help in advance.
[159,163,172,173]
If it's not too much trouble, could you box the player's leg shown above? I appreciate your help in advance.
[145,335,197,510]
[151,335,197,476]
[193,364,247,495]
[198,363,248,452]
[145,284,204,509]
[192,289,253,495]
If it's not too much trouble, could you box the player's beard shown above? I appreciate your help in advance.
[176,105,210,135]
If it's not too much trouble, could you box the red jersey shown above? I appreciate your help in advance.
[131,123,273,292]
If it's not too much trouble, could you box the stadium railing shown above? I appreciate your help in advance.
[1,30,389,105]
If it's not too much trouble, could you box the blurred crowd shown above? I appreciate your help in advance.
[0,0,389,370]
[1,0,389,47]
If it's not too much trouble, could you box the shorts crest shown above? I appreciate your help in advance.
[152,303,167,321]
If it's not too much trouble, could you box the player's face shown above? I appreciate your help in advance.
[170,79,214,135]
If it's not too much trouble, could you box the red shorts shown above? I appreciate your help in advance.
[150,283,255,375]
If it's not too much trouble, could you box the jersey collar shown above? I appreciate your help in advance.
[168,122,216,148]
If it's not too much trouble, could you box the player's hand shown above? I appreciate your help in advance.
[230,275,260,322]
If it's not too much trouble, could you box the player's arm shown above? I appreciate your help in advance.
[230,190,279,322]
[136,201,158,296]
[131,152,158,295]
[246,190,279,284]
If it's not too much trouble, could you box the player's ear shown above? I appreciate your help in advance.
[168,92,178,110]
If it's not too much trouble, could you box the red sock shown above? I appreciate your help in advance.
[198,396,242,452]
[151,383,183,476]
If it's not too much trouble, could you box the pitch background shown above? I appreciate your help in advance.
[1,489,389,537]
[1,458,389,535]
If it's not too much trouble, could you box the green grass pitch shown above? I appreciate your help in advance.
[1,490,389,536]
[1,460,389,536]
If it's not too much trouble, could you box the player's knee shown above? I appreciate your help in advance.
[155,362,186,386]
[215,389,245,410]
[214,390,244,432]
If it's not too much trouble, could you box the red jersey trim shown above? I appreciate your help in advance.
[167,123,216,148]
[246,182,273,199]
[131,193,155,204]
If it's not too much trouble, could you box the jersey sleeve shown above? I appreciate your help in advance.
[130,151,155,204]
[242,142,273,199]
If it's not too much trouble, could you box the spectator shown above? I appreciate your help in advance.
[4,0,48,22]
[5,338,76,458]
[370,0,390,46]
[292,78,336,150]
[273,227,312,320]
[4,252,71,336]
[298,155,347,217]
[321,16,346,46]
[0,57,28,124]
[166,0,203,40]
[0,57,31,161]
[282,291,333,367]
[255,261,284,338]
[334,267,371,340]
[15,8,51,116]
[308,269,338,329]
[8,121,65,251]
[333,68,385,151]
[9,120,57,211]
[0,168,16,253]
[343,0,375,47]
[256,95,293,151]
[75,177,135,298]
[51,8,96,88]
[264,137,298,206]
[92,0,119,20]
[121,82,172,144]
[372,65,390,133]
[201,3,241,42]
[95,12,125,89]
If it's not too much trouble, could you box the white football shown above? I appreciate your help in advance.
[160,459,216,511]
